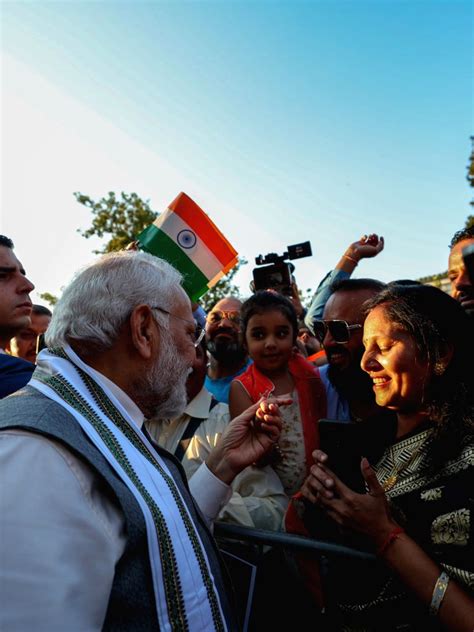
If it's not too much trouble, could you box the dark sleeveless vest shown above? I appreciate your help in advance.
[0,386,237,631]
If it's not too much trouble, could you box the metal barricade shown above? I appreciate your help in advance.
[214,522,376,631]
[214,522,376,561]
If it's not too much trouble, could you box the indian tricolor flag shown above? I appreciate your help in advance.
[137,192,238,301]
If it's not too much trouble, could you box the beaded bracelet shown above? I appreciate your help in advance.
[429,572,450,616]
[376,526,405,556]
[343,253,359,265]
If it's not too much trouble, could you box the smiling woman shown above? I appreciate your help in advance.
[361,306,431,419]
[301,284,474,631]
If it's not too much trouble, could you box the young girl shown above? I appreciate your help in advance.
[229,291,326,496]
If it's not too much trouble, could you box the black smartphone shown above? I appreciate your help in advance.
[318,419,366,493]
[301,419,371,548]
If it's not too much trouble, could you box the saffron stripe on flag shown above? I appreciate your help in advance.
[153,209,225,281]
[139,226,210,301]
[168,193,237,266]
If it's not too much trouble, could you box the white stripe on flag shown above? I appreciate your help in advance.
[154,209,225,280]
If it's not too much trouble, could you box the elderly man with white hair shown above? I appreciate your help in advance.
[0,251,288,632]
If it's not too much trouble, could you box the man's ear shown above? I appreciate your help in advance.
[129,305,158,360]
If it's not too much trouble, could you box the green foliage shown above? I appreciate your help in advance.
[417,271,448,284]
[199,259,247,313]
[465,135,474,217]
[38,291,58,307]
[464,137,473,225]
[75,191,158,254]
[468,136,474,199]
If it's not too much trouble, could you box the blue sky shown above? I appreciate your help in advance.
[1,0,473,303]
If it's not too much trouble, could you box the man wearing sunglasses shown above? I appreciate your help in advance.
[204,297,251,403]
[315,278,386,422]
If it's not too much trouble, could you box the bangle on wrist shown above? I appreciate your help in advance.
[429,571,450,616]
[376,526,404,556]
[343,253,359,265]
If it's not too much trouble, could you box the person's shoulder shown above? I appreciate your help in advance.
[0,356,35,398]
[0,353,34,370]
[206,402,230,427]
[439,433,474,479]
[318,363,329,377]
[0,385,51,413]
[0,386,78,439]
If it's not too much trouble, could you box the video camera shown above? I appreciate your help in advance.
[252,241,312,296]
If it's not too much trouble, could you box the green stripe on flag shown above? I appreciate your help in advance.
[138,224,210,301]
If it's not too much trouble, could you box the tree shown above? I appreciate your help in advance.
[38,291,58,307]
[76,191,246,309]
[466,135,474,227]
[199,259,247,313]
[76,191,158,254]
[468,136,474,196]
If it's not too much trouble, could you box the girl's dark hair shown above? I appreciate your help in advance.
[364,284,474,466]
[240,291,298,343]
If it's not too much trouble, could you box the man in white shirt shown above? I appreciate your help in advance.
[0,250,287,632]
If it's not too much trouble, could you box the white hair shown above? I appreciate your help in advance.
[46,250,185,351]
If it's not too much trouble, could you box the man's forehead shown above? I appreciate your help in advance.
[449,238,474,268]
[324,289,374,321]
[0,246,23,271]
[211,297,242,312]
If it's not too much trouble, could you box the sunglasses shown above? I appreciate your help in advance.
[312,319,362,344]
[206,309,241,325]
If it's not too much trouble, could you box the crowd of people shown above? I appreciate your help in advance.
[0,225,473,631]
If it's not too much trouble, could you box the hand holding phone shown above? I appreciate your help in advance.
[318,419,366,493]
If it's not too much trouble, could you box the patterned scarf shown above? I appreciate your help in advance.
[31,345,227,632]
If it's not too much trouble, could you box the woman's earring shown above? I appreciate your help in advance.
[434,362,445,376]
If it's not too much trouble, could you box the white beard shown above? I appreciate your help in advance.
[144,329,191,419]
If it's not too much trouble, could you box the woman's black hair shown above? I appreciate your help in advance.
[364,284,474,466]
[240,291,298,344]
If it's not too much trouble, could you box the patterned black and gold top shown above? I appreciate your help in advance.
[326,424,474,631]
